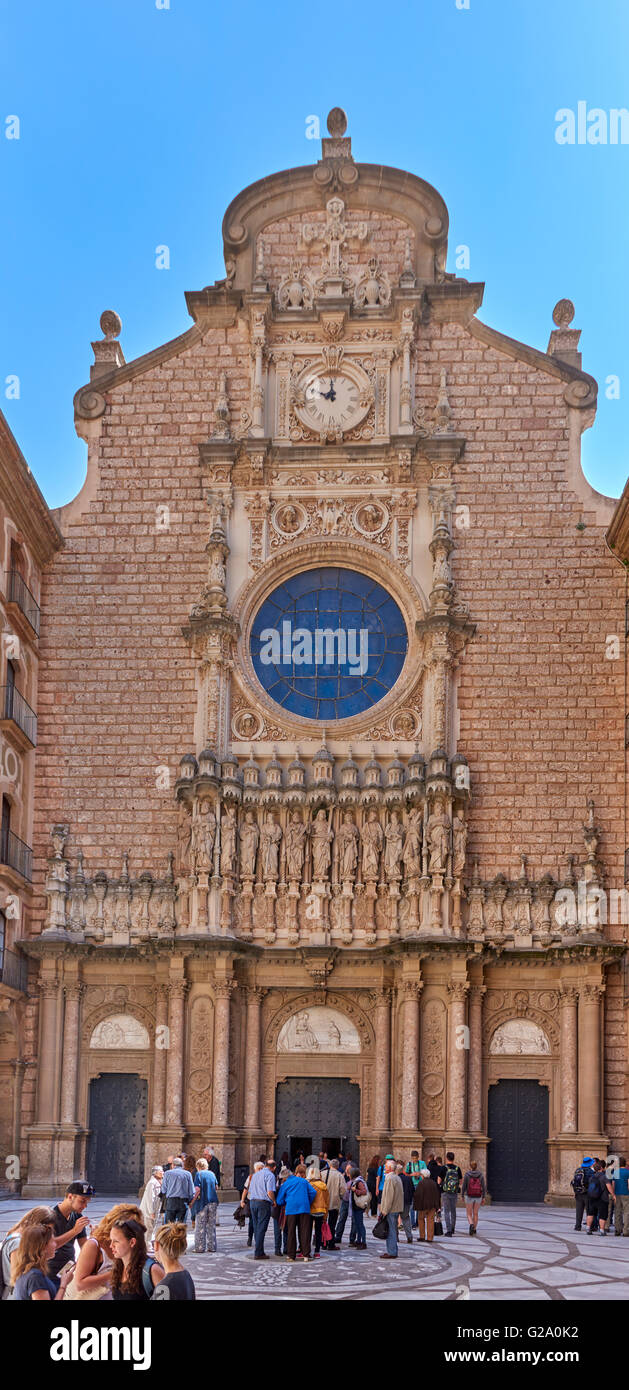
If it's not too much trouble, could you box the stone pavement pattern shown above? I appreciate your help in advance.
[2,1199,629,1300]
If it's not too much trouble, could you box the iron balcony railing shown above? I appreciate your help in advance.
[0,827,33,882]
[2,684,37,746]
[0,946,28,993]
[6,570,40,637]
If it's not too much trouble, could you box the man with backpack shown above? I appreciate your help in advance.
[462,1161,486,1234]
[570,1156,594,1231]
[441,1152,463,1236]
[585,1159,612,1236]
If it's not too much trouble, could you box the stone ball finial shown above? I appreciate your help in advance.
[327,107,348,137]
[552,298,575,327]
[100,309,122,340]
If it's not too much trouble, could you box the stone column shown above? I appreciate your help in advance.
[374,988,392,1131]
[151,985,168,1126]
[60,984,84,1125]
[467,985,485,1134]
[243,988,266,1130]
[400,981,422,1130]
[165,981,187,1127]
[579,983,604,1133]
[447,982,469,1131]
[36,980,61,1123]
[559,987,579,1132]
[212,981,234,1126]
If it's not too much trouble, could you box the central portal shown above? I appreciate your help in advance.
[275,1077,360,1166]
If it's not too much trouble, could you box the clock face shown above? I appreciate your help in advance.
[295,366,371,437]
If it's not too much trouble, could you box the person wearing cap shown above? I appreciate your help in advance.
[570,1156,595,1231]
[48,1182,94,1283]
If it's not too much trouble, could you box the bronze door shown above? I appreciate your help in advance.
[275,1077,360,1165]
[87,1073,148,1193]
[487,1079,548,1202]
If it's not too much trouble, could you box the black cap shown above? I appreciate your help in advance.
[66,1181,94,1196]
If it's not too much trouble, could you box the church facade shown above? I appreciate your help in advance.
[5,110,628,1201]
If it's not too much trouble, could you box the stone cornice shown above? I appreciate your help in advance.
[468,317,598,406]
[0,411,64,563]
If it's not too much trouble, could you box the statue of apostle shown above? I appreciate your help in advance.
[176,804,193,876]
[311,809,334,881]
[427,802,450,875]
[261,812,282,881]
[402,806,422,878]
[336,811,360,882]
[361,810,383,880]
[285,810,307,882]
[452,808,468,879]
[192,801,216,873]
[239,810,259,878]
[219,806,237,876]
[384,810,404,880]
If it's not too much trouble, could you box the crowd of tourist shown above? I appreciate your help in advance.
[3,1147,627,1299]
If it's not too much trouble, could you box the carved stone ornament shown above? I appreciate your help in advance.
[489,1020,551,1056]
[353,257,392,309]
[276,260,316,310]
[277,1006,361,1054]
[90,1014,150,1049]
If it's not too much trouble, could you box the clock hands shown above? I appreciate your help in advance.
[318,379,337,402]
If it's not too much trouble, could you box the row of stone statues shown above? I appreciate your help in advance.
[179,799,468,886]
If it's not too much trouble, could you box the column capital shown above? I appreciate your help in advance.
[400,980,423,1001]
[469,984,486,999]
[63,983,85,1002]
[245,986,267,1005]
[167,980,189,1000]
[559,985,579,1006]
[447,981,469,1002]
[375,987,393,1006]
[214,979,236,1001]
[38,980,59,999]
[581,983,605,1003]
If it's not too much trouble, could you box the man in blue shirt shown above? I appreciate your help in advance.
[192,1160,219,1253]
[246,1161,276,1259]
[611,1155,629,1235]
[161,1157,195,1224]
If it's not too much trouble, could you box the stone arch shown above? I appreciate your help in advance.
[81,999,155,1048]
[264,991,375,1054]
[89,1014,151,1050]
[489,1019,551,1056]
[483,1006,559,1054]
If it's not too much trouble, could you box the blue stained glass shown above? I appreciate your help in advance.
[251,567,408,720]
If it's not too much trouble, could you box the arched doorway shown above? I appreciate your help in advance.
[87,1074,148,1193]
[488,1079,548,1202]
[275,1078,360,1165]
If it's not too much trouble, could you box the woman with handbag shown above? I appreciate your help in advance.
[348,1165,369,1250]
[63,1203,145,1301]
[307,1164,330,1258]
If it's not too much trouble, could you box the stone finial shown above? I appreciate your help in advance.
[252,237,268,293]
[327,107,348,137]
[547,299,582,367]
[90,310,125,381]
[317,106,355,184]
[433,369,453,434]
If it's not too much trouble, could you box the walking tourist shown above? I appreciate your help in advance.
[1,1206,55,1299]
[307,1163,330,1257]
[109,1218,163,1300]
[48,1181,94,1282]
[462,1160,486,1234]
[63,1203,143,1301]
[586,1159,611,1236]
[405,1149,428,1228]
[323,1158,345,1249]
[276,1164,316,1262]
[12,1225,75,1301]
[413,1170,441,1242]
[611,1156,629,1235]
[160,1156,194,1225]
[379,1159,404,1259]
[192,1158,219,1253]
[397,1162,415,1243]
[246,1159,276,1259]
[152,1223,196,1300]
[571,1156,594,1231]
[140,1166,164,1248]
[441,1152,463,1236]
[366,1154,380,1217]
[272,1161,288,1256]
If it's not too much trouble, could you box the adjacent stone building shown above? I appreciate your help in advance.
[7,110,629,1201]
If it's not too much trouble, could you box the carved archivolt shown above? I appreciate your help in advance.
[264,991,374,1053]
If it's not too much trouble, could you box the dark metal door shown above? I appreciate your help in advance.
[487,1079,548,1202]
[275,1078,360,1164]
[87,1073,148,1193]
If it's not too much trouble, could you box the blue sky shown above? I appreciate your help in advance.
[1,0,628,507]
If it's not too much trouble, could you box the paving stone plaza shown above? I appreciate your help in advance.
[3,1196,629,1301]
